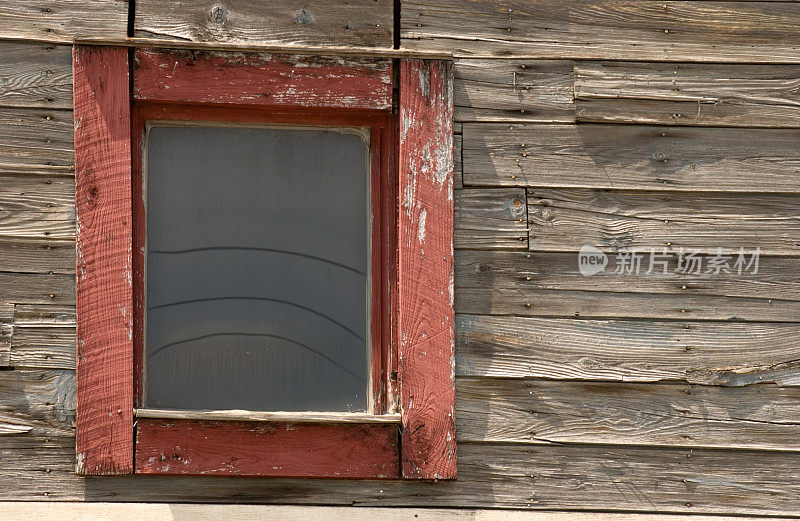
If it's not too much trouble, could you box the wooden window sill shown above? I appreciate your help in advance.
[135,408,402,425]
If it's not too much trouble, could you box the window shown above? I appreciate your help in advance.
[73,45,454,479]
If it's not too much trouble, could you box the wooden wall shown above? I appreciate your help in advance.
[2,0,800,517]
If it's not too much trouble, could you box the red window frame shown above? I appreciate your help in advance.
[73,45,455,479]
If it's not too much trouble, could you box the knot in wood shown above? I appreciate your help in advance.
[208,4,229,24]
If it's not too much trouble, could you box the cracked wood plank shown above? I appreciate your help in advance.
[458,377,800,450]
[463,123,800,192]
[527,189,800,255]
[0,0,127,43]
[134,0,392,48]
[456,314,800,386]
[575,62,800,127]
[401,0,800,63]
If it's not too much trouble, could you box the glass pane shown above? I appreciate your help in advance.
[144,124,369,412]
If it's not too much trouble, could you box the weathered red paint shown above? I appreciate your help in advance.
[133,49,393,111]
[135,419,400,478]
[398,59,456,479]
[73,46,134,475]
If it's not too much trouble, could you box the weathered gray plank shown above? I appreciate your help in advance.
[456,314,800,386]
[10,326,74,369]
[0,238,74,274]
[455,188,528,249]
[0,108,73,167]
[0,302,12,367]
[455,60,574,122]
[0,42,72,109]
[0,174,74,239]
[0,272,74,306]
[0,0,127,43]
[528,189,800,255]
[456,287,800,322]
[401,0,800,63]
[0,369,74,437]
[463,123,800,192]
[455,250,800,301]
[458,378,800,450]
[135,0,392,48]
[13,304,75,326]
[575,62,800,128]
[453,133,463,190]
[5,439,800,516]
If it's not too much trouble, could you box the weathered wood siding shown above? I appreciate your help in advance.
[1,0,800,517]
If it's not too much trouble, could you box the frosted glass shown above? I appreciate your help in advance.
[144,124,369,412]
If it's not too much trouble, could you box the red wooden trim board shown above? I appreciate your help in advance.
[136,419,399,478]
[73,46,134,475]
[398,59,457,480]
[133,48,393,110]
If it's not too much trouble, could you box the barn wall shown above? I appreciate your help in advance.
[2,0,800,516]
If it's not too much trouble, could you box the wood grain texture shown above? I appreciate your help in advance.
[0,108,73,167]
[457,287,800,323]
[0,302,11,368]
[0,42,72,109]
[10,325,74,370]
[0,0,127,43]
[136,409,401,424]
[6,439,800,515]
[455,250,800,301]
[454,60,574,123]
[575,62,800,127]
[73,46,132,475]
[133,49,393,110]
[458,378,800,450]
[134,0,392,48]
[456,314,800,386]
[453,134,463,190]
[455,188,527,249]
[398,59,456,479]
[136,419,400,478]
[0,173,74,239]
[0,272,74,305]
[463,123,800,192]
[0,238,74,274]
[0,369,74,437]
[528,189,800,255]
[401,0,800,62]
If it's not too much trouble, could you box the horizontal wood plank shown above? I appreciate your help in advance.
[455,250,800,301]
[456,286,800,322]
[463,123,800,192]
[455,188,527,249]
[5,438,800,515]
[133,49,393,110]
[454,59,574,123]
[528,189,800,255]
[0,272,74,305]
[0,238,74,274]
[0,369,74,437]
[575,62,800,128]
[135,0,392,48]
[401,0,800,62]
[0,42,72,109]
[10,325,74,369]
[0,108,73,167]
[0,302,11,367]
[453,133,463,189]
[135,409,401,424]
[0,173,74,239]
[0,0,127,43]
[458,378,800,450]
[456,314,800,386]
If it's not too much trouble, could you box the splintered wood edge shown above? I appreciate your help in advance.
[135,408,403,424]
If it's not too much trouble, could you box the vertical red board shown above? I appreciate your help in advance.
[398,59,456,479]
[73,46,133,475]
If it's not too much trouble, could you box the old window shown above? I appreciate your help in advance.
[73,45,454,479]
